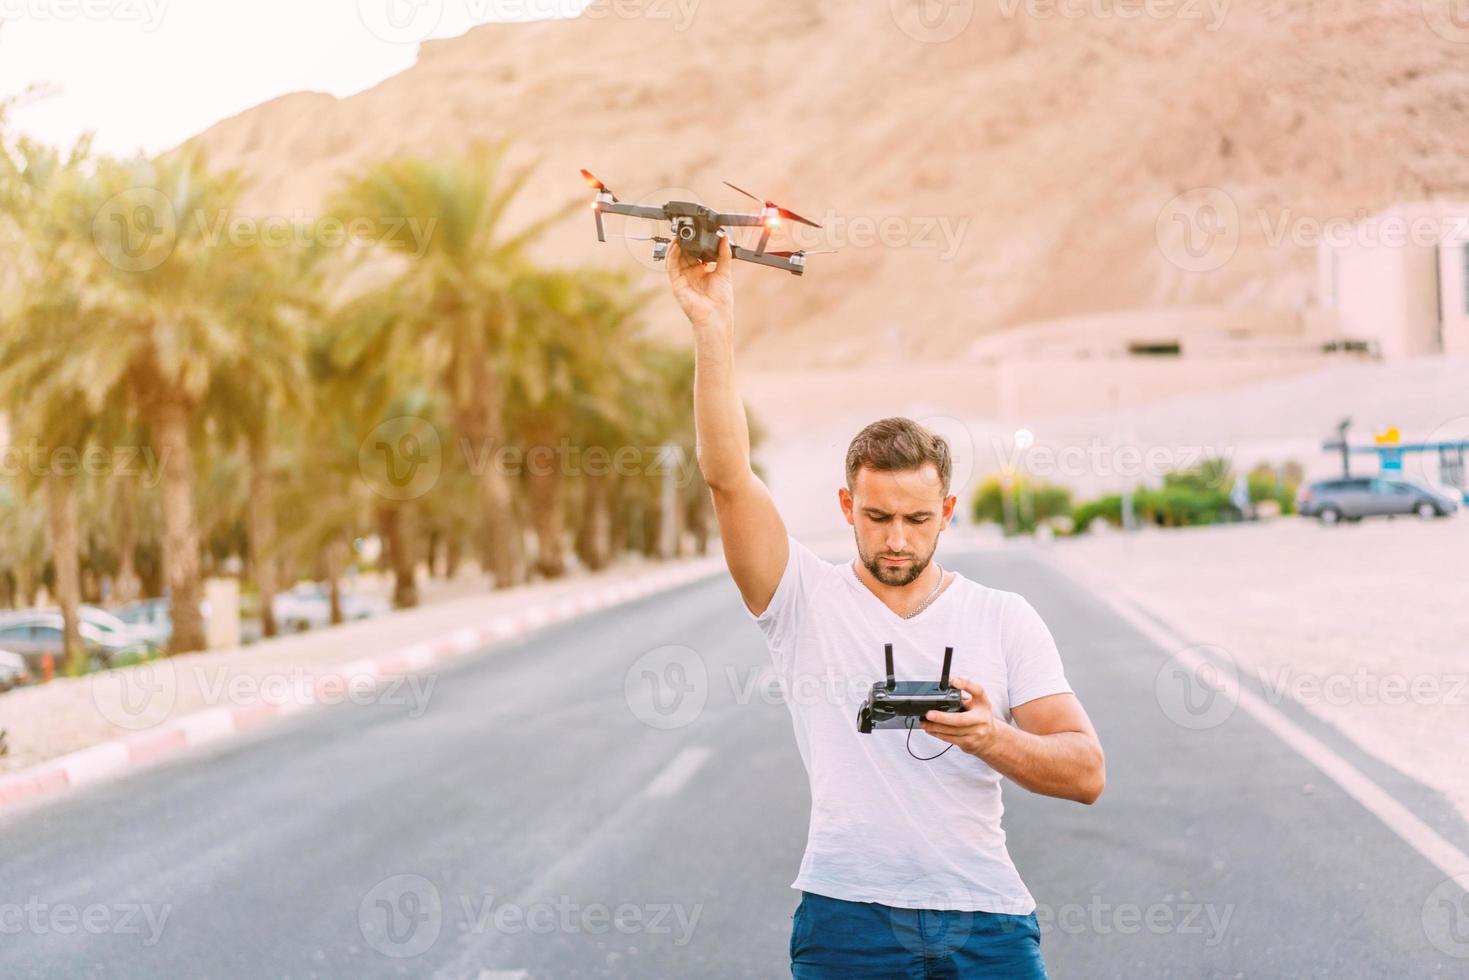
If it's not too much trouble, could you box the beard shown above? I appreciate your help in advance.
[855,533,937,587]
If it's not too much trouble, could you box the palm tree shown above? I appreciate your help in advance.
[270,388,378,621]
[203,239,317,635]
[330,141,574,588]
[506,268,650,577]
[60,146,298,653]
[596,343,721,561]
[633,345,697,559]
[313,271,457,607]
[0,127,100,670]
[0,483,48,610]
[105,422,149,605]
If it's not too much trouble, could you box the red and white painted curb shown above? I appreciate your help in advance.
[0,561,722,813]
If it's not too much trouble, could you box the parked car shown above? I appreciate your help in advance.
[114,597,222,648]
[1297,477,1460,524]
[272,584,389,633]
[0,649,28,692]
[113,598,175,648]
[0,613,151,675]
[0,605,160,654]
[1,603,154,638]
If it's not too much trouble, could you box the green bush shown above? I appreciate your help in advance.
[1070,494,1124,533]
[971,476,1072,535]
[1136,483,1232,527]
[1162,456,1232,494]
[105,646,162,670]
[1069,456,1306,532]
[1247,462,1301,516]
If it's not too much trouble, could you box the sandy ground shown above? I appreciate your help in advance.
[0,556,713,776]
[1042,514,1469,824]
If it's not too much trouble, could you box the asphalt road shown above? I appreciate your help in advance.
[2,548,1467,978]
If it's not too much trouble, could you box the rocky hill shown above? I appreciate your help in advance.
[190,0,1469,367]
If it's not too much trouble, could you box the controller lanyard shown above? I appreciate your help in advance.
[905,716,955,761]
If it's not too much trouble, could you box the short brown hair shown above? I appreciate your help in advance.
[845,417,952,495]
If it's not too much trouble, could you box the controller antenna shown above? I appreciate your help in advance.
[884,643,896,690]
[939,646,953,691]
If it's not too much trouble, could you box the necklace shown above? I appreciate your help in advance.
[903,565,947,619]
[858,560,947,619]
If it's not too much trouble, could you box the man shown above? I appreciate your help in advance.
[667,236,1105,979]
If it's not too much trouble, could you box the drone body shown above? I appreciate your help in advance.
[661,200,731,264]
[579,170,835,276]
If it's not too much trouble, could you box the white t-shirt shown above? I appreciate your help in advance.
[747,534,1073,913]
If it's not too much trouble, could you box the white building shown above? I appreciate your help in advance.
[1315,201,1469,359]
[745,201,1469,423]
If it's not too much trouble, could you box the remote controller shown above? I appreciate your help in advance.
[856,643,964,733]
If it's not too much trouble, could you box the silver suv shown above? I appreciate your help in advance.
[1297,477,1460,525]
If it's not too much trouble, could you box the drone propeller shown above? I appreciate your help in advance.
[767,249,838,258]
[722,181,822,228]
[580,169,618,202]
[617,234,671,243]
[582,168,622,243]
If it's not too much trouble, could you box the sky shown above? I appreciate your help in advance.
[0,0,584,157]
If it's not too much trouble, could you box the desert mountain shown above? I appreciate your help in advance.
[191,0,1469,368]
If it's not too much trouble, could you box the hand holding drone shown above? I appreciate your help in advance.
[665,234,734,333]
[579,170,835,276]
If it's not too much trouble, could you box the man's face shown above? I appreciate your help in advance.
[839,464,957,587]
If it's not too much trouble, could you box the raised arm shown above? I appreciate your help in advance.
[666,236,789,616]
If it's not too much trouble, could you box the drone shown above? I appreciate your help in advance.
[579,170,836,276]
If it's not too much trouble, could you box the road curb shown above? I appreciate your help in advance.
[0,560,723,814]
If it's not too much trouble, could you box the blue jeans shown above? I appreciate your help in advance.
[789,890,1048,979]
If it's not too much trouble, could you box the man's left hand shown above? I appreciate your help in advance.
[920,675,1002,757]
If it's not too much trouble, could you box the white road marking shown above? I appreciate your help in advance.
[1050,554,1469,882]
[644,746,713,799]
[436,744,718,979]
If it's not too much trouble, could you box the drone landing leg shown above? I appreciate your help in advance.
[755,225,771,256]
[730,245,802,275]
